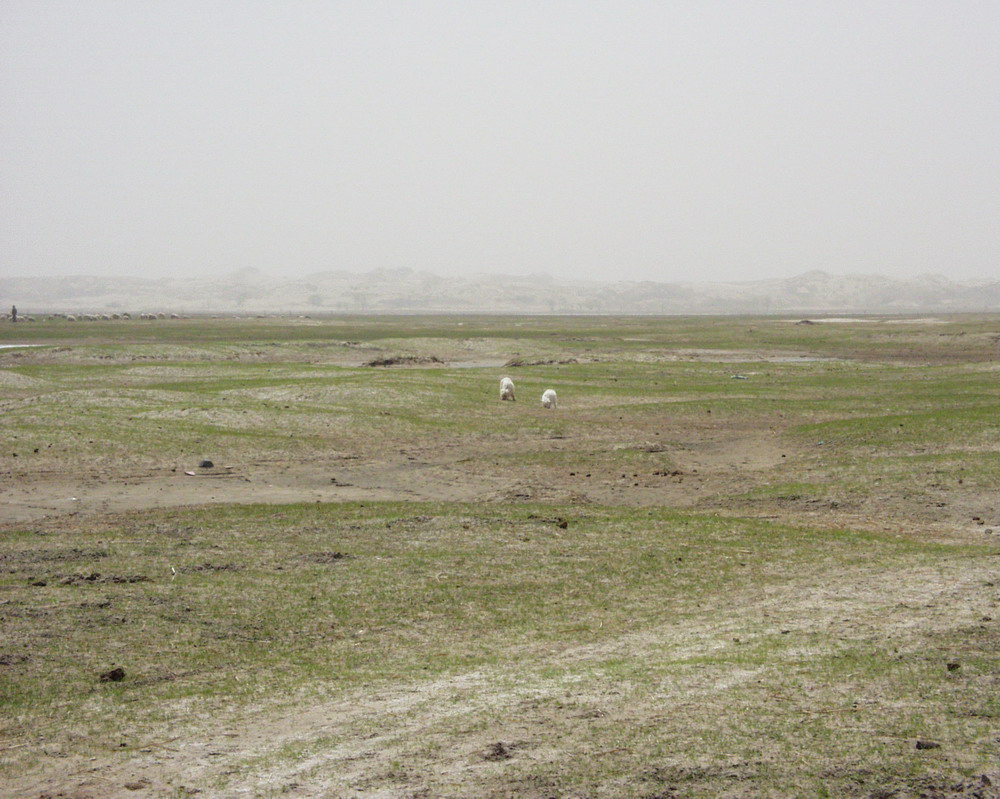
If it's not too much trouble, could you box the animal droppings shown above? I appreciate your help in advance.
[484,741,513,761]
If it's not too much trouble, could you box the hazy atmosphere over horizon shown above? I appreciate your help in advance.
[2,1,998,285]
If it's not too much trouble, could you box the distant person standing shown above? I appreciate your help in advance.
[10,305,16,323]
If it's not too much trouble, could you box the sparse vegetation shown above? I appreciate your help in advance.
[1,314,997,798]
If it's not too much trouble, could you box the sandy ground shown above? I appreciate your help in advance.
[1,428,789,524]
[15,557,997,799]
[3,425,992,540]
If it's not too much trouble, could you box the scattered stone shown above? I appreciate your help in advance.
[557,518,569,529]
[100,667,126,682]
[198,460,214,469]
[915,739,941,750]
[125,779,150,790]
[30,580,47,587]
[947,662,960,672]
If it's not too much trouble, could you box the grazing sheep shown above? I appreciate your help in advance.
[500,376,516,401]
[541,389,558,409]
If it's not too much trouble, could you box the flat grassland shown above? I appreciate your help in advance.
[1,314,997,799]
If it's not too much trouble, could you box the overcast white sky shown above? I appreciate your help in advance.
[2,1,998,283]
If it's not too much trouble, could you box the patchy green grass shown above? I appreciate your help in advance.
[2,313,998,796]
[2,502,996,797]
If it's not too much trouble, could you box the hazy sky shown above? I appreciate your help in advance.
[2,1,998,284]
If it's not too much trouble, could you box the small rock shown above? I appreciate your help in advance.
[557,518,569,529]
[915,740,941,750]
[946,662,960,672]
[198,460,214,469]
[100,667,126,682]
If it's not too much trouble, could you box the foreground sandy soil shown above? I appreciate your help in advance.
[12,558,997,799]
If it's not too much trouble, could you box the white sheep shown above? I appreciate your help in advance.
[541,389,558,409]
[499,376,516,401]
